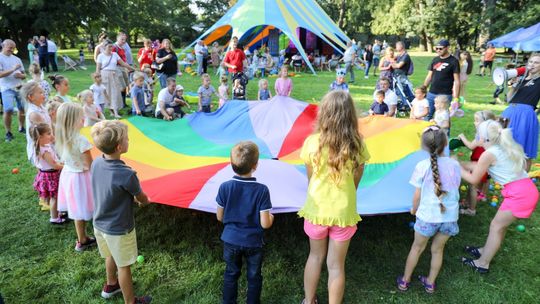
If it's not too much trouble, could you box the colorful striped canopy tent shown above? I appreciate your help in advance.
[185,0,351,74]
[82,97,431,215]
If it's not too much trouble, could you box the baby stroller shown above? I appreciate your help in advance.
[231,72,249,99]
[392,75,413,117]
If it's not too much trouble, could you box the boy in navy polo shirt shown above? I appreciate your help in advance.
[369,90,389,115]
[130,72,146,116]
[216,141,274,304]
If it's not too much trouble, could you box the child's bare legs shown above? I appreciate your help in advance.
[466,185,478,211]
[74,220,88,242]
[118,265,135,304]
[473,210,515,269]
[426,233,450,284]
[402,232,429,282]
[304,238,327,304]
[49,197,59,219]
[327,239,351,304]
[106,256,118,285]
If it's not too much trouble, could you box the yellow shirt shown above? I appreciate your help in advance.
[298,134,370,227]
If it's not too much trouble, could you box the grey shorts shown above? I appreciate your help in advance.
[414,218,459,237]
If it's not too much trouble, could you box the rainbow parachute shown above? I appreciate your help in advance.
[83,97,430,214]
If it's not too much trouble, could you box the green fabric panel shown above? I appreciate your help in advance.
[359,161,400,188]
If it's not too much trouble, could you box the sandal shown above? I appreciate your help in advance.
[461,257,489,274]
[396,275,410,291]
[49,217,67,225]
[464,246,482,259]
[418,275,436,293]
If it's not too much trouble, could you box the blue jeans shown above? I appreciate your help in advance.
[196,55,204,75]
[223,242,263,304]
[158,73,176,90]
[344,61,355,82]
[426,92,452,120]
[364,61,372,76]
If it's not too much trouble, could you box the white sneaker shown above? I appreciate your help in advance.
[364,76,369,79]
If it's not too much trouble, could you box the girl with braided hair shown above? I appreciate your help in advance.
[460,120,538,274]
[397,125,461,293]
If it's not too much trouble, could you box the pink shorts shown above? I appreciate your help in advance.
[499,178,539,218]
[303,220,357,242]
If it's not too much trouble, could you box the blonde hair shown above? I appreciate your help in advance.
[143,68,153,76]
[91,72,101,82]
[474,110,495,124]
[46,100,62,114]
[161,38,173,50]
[29,122,52,160]
[201,73,210,80]
[434,95,449,107]
[315,91,365,184]
[230,141,259,175]
[421,126,448,213]
[133,71,145,81]
[19,81,42,105]
[55,102,84,162]
[220,75,228,85]
[51,96,64,104]
[91,120,128,155]
[28,62,41,76]
[258,78,268,89]
[77,89,93,104]
[478,120,526,172]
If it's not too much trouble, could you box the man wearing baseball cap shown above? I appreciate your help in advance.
[423,39,460,120]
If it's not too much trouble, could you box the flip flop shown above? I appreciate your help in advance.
[396,275,410,291]
[418,275,436,293]
[464,246,482,259]
[461,257,489,274]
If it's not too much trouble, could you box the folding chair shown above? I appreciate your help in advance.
[62,55,86,71]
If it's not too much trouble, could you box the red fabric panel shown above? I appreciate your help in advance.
[278,104,318,157]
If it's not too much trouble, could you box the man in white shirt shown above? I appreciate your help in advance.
[0,40,26,141]
[47,38,58,72]
[342,41,356,83]
[194,40,205,76]
[373,77,398,117]
[155,78,186,120]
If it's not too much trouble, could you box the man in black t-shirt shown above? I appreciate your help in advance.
[392,41,414,102]
[423,39,460,120]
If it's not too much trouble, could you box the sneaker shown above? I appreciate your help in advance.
[75,237,97,252]
[460,208,476,216]
[5,132,13,142]
[18,127,25,134]
[364,75,369,79]
[41,204,51,211]
[49,217,66,225]
[101,282,121,299]
[38,198,47,206]
[134,295,153,303]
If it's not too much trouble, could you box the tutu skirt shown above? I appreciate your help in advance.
[501,103,538,158]
[33,170,61,199]
[57,170,94,221]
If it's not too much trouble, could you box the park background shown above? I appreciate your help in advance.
[1,0,540,303]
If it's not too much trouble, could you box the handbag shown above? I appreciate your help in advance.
[151,60,163,70]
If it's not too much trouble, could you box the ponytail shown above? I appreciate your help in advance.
[29,123,52,160]
[499,128,526,172]
[422,126,448,213]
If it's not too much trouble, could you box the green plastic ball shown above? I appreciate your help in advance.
[460,185,467,191]
[516,225,526,232]
[137,255,145,263]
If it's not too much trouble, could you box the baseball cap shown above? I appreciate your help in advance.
[336,68,346,77]
[175,85,184,91]
[436,39,450,47]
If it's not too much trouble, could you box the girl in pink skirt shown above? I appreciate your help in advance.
[460,120,538,274]
[55,102,96,252]
[30,123,65,224]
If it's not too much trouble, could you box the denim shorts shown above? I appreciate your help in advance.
[1,89,23,112]
[414,218,459,237]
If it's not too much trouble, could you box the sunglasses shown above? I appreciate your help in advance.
[435,47,445,51]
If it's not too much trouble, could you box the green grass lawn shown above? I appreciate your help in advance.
[0,51,539,303]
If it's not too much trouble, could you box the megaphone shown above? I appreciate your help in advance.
[492,67,527,86]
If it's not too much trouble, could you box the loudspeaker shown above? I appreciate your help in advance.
[492,67,526,86]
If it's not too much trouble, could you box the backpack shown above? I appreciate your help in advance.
[407,57,414,75]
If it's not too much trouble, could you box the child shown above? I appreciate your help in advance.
[90,72,110,112]
[29,123,65,224]
[369,90,389,115]
[299,91,370,304]
[79,89,105,127]
[79,48,85,65]
[257,53,267,78]
[28,62,51,100]
[55,102,96,252]
[48,74,72,103]
[329,69,349,93]
[457,110,496,216]
[232,78,245,100]
[460,121,538,274]
[291,53,303,72]
[46,100,62,134]
[218,76,229,107]
[410,86,429,120]
[90,120,152,304]
[20,81,51,164]
[257,79,271,101]
[397,125,460,293]
[274,66,292,97]
[142,67,155,106]
[432,95,450,134]
[198,73,217,113]
[216,141,274,304]
[130,72,146,116]
[171,85,188,118]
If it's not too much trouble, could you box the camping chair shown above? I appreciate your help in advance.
[62,55,86,71]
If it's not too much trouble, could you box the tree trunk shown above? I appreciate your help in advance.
[338,0,346,29]
[419,31,428,52]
